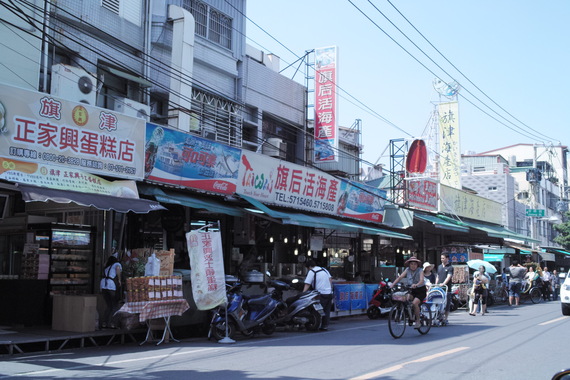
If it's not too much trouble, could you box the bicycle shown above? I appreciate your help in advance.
[388,286,432,339]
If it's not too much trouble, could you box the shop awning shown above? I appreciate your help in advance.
[237,193,413,240]
[101,65,153,87]
[139,186,244,217]
[484,253,505,262]
[553,249,570,256]
[539,252,556,261]
[18,184,166,214]
[415,213,470,232]
[437,215,540,243]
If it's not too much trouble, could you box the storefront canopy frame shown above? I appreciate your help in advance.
[139,186,244,217]
[437,215,540,243]
[237,193,413,240]
[414,212,470,232]
[18,184,166,214]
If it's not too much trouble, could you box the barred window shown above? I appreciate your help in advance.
[183,0,232,50]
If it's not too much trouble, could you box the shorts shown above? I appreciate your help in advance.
[509,281,521,297]
[411,285,427,302]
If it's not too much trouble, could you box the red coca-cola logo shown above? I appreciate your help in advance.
[213,181,228,191]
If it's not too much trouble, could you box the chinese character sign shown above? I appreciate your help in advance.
[439,184,502,224]
[314,46,338,163]
[187,230,226,310]
[0,83,144,179]
[438,101,461,189]
[407,179,438,211]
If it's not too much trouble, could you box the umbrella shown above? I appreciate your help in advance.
[467,259,497,274]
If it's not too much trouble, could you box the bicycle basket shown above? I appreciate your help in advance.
[392,291,408,302]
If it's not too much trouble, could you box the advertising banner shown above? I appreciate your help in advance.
[439,184,502,224]
[438,101,461,189]
[0,156,141,197]
[314,46,338,163]
[407,179,438,211]
[349,283,367,310]
[187,229,226,310]
[237,150,385,223]
[144,124,240,195]
[0,83,144,180]
[334,283,351,311]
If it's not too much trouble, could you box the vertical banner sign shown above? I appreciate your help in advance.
[438,101,461,189]
[314,46,338,162]
[186,230,226,310]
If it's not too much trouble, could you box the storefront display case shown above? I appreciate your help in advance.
[30,224,95,295]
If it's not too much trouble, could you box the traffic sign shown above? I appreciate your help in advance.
[526,209,545,217]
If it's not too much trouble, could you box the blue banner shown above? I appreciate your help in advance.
[350,283,366,310]
[334,284,351,311]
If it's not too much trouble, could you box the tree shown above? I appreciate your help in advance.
[553,211,570,249]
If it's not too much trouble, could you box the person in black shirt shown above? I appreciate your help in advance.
[436,254,454,323]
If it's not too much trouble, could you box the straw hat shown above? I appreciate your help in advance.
[404,256,421,267]
[423,261,434,270]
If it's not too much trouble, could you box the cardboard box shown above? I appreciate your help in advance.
[156,249,175,276]
[52,295,97,332]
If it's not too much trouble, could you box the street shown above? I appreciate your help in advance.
[1,301,568,380]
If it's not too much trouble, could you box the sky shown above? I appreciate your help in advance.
[245,1,570,170]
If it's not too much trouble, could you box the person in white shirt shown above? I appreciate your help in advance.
[303,260,333,331]
[469,266,490,316]
[541,266,553,301]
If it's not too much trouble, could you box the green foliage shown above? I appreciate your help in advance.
[554,212,570,249]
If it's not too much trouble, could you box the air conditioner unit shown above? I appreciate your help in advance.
[114,97,150,120]
[50,64,97,105]
[262,138,286,159]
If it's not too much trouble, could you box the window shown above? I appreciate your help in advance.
[488,186,498,191]
[101,0,142,26]
[183,0,233,49]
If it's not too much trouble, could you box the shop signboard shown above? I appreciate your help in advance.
[442,245,469,263]
[236,150,385,223]
[407,179,438,211]
[314,46,338,163]
[0,158,142,197]
[439,184,502,225]
[438,101,461,189]
[0,83,144,180]
[144,123,240,195]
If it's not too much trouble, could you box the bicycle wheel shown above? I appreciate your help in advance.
[530,287,542,304]
[388,303,407,339]
[418,303,432,335]
[495,288,508,305]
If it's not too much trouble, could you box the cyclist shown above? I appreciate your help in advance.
[390,256,426,329]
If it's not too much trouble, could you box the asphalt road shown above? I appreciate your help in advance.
[1,301,568,380]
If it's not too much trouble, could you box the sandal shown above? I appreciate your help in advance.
[469,313,476,316]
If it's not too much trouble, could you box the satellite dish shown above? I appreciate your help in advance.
[433,78,460,98]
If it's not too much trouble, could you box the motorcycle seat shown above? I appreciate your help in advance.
[247,294,272,306]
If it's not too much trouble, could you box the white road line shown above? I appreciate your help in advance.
[539,316,568,325]
[349,346,470,380]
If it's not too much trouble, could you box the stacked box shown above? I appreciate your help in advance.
[52,295,97,332]
[126,275,183,302]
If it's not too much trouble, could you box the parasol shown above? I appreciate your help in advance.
[466,259,497,274]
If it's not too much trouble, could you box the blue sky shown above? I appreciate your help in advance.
[245,1,570,169]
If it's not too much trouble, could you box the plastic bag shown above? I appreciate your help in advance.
[145,253,161,276]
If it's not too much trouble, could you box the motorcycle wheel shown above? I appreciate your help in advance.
[262,313,277,335]
[366,305,381,319]
[305,308,322,331]
[211,320,236,341]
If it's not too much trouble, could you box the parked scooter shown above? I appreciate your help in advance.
[271,280,324,331]
[366,279,394,319]
[209,281,282,340]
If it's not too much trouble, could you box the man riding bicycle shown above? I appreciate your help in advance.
[390,256,426,329]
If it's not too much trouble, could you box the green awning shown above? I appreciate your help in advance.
[238,193,413,240]
[553,249,570,256]
[484,253,505,262]
[437,215,540,243]
[140,186,244,217]
[415,213,470,232]
[102,65,153,87]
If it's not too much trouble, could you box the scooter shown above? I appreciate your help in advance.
[271,280,324,331]
[209,281,282,340]
[366,279,394,319]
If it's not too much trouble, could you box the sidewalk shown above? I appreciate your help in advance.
[0,326,144,357]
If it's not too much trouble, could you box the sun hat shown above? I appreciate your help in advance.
[423,261,434,270]
[404,256,421,267]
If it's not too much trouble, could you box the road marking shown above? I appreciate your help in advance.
[539,316,567,325]
[350,346,470,380]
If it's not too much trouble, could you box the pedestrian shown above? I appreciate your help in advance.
[507,259,526,306]
[552,270,560,301]
[541,266,553,301]
[390,257,426,329]
[423,261,436,287]
[469,265,490,316]
[100,255,122,329]
[435,253,454,323]
[303,260,333,331]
